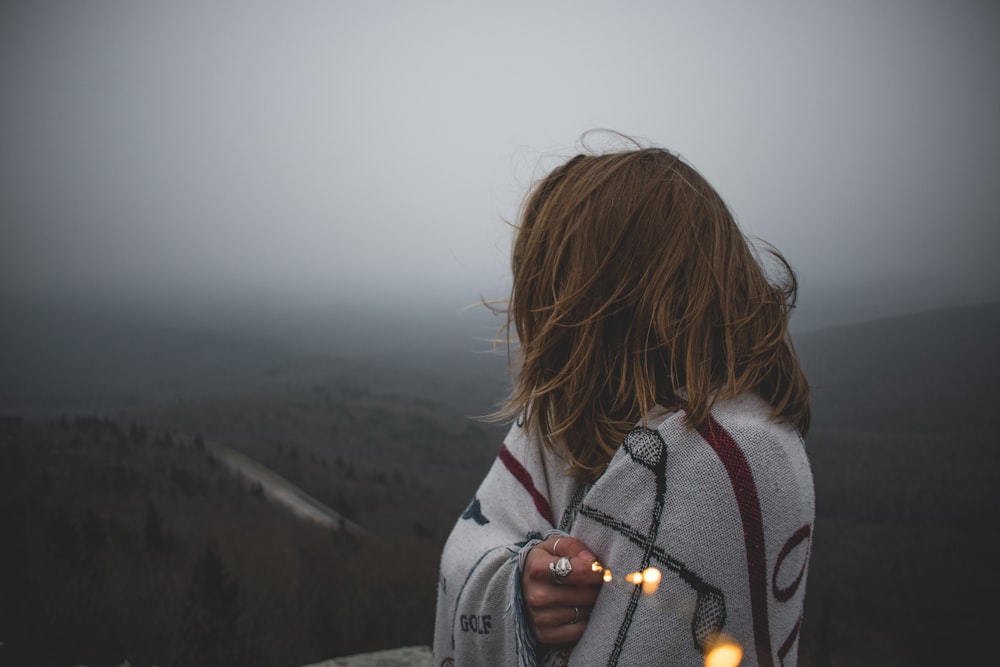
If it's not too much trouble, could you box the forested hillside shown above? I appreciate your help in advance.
[794,301,1000,665]
[0,299,510,666]
[0,416,450,667]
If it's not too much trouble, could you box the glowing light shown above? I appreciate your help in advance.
[603,568,613,583]
[641,567,661,595]
[591,560,603,572]
[622,568,663,594]
[704,639,743,667]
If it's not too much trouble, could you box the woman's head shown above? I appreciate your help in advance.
[500,146,810,478]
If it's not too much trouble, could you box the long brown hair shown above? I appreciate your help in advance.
[495,146,810,479]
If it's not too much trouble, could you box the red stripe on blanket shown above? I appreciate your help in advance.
[777,615,802,666]
[697,416,774,667]
[498,443,554,525]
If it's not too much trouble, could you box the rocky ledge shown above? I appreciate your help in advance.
[303,645,432,667]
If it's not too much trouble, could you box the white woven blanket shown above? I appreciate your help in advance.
[433,392,814,666]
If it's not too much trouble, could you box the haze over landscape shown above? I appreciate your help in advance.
[2,0,998,328]
[1,2,998,666]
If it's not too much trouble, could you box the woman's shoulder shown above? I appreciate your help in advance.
[710,392,805,446]
[649,392,812,499]
[654,392,805,454]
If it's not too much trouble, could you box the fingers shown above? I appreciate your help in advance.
[524,576,600,610]
[526,537,604,589]
[546,535,596,562]
[531,603,592,628]
[531,607,592,645]
[521,535,605,646]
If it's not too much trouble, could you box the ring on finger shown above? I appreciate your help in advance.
[552,537,562,554]
[569,606,580,625]
[549,556,572,582]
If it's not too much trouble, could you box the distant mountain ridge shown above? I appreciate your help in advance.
[795,300,1000,432]
[0,296,508,417]
[3,296,997,430]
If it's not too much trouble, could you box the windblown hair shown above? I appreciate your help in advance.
[496,146,810,479]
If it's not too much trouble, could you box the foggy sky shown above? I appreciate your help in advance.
[2,1,998,327]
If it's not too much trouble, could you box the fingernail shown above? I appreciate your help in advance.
[577,549,596,561]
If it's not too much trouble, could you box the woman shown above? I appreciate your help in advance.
[433,144,814,666]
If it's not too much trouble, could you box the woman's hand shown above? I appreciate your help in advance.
[522,535,604,645]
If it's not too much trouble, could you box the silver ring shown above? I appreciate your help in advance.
[553,537,562,554]
[569,606,580,624]
[549,556,572,582]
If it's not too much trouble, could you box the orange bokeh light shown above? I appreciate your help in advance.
[622,567,662,594]
[704,640,743,667]
[641,567,661,595]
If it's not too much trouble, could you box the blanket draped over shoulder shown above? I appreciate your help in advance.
[433,393,814,667]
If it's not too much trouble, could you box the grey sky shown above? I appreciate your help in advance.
[2,1,998,325]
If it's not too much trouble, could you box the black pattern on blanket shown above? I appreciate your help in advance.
[433,393,814,667]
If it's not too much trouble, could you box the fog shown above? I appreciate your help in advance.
[2,0,998,330]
